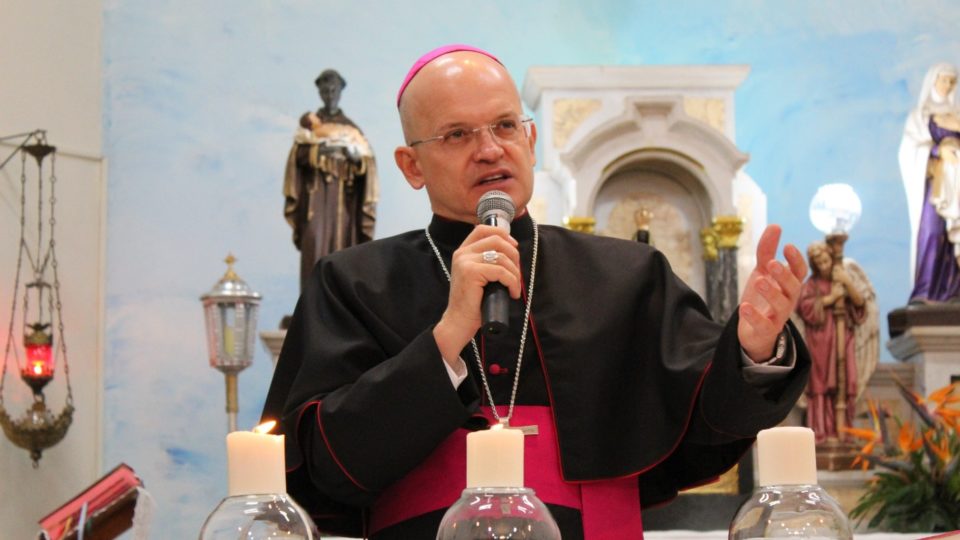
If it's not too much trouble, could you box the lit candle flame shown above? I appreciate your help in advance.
[253,420,277,434]
[32,363,43,375]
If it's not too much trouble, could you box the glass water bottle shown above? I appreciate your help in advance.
[437,486,561,540]
[729,427,852,540]
[199,493,318,539]
[436,423,560,539]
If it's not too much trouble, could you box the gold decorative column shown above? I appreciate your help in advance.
[712,216,743,323]
[563,216,596,235]
[687,217,744,496]
[701,227,720,320]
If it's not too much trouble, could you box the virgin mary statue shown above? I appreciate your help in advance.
[900,62,960,303]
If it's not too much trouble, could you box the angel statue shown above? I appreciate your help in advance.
[283,69,379,292]
[899,63,960,304]
[794,240,879,444]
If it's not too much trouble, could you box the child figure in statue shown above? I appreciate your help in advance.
[295,112,372,158]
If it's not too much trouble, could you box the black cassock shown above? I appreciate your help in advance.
[261,213,810,539]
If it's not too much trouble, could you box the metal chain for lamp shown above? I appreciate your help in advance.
[0,130,75,466]
[0,151,30,403]
[48,152,74,406]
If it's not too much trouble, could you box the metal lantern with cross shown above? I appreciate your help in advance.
[200,254,261,432]
[0,130,75,467]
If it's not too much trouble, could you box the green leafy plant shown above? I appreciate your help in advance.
[842,381,960,532]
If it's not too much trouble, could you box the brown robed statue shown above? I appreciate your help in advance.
[284,68,379,292]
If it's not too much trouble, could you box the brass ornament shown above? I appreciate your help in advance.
[563,216,596,234]
[713,215,744,249]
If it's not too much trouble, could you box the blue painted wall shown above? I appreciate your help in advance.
[101,1,960,536]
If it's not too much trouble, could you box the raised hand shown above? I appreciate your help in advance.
[738,225,808,361]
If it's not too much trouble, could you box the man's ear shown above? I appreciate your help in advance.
[394,146,425,190]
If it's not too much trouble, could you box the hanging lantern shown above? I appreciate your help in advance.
[23,322,54,393]
[0,130,75,467]
[201,254,261,432]
[21,279,56,395]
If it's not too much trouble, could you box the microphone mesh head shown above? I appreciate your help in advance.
[476,190,516,222]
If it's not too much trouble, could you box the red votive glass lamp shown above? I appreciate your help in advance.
[22,323,54,395]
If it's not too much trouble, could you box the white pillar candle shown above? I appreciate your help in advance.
[223,326,235,356]
[226,422,286,496]
[466,423,524,488]
[756,426,818,486]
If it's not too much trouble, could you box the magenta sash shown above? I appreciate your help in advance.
[369,405,643,539]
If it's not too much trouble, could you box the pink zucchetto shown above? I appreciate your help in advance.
[396,44,502,107]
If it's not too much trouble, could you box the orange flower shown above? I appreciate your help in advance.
[927,383,959,407]
[936,407,960,430]
[923,430,951,463]
[853,439,877,470]
[849,380,960,531]
[898,422,922,453]
[843,426,879,441]
[842,424,881,470]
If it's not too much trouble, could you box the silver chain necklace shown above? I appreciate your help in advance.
[424,219,539,426]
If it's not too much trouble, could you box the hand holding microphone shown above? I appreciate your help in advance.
[432,191,521,363]
[476,191,516,335]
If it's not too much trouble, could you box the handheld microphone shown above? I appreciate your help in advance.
[476,190,516,335]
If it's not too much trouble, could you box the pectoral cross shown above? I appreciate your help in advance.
[499,418,538,436]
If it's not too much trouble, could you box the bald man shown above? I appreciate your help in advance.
[263,45,811,540]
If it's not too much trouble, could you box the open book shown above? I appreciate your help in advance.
[38,463,142,540]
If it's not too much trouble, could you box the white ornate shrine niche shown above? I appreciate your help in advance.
[522,65,767,297]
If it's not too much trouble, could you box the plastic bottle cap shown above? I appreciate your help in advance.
[756,426,818,486]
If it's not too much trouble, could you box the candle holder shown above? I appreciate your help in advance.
[729,427,852,540]
[437,424,560,539]
[199,493,318,540]
[437,486,561,540]
[22,321,55,395]
[200,422,319,539]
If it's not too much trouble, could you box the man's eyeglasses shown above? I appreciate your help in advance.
[408,116,533,149]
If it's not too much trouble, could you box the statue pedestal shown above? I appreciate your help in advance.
[887,306,960,395]
[816,439,859,471]
[259,330,286,366]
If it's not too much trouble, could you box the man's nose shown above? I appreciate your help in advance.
[473,126,504,161]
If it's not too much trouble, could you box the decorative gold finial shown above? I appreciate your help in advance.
[634,207,653,231]
[222,253,240,281]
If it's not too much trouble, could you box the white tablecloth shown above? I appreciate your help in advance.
[323,533,935,540]
[645,531,936,540]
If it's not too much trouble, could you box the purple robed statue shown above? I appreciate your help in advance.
[900,63,960,303]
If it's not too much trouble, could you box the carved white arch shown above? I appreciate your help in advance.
[560,95,749,219]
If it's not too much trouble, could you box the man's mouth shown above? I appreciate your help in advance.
[478,173,509,186]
